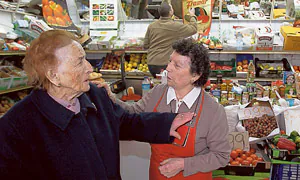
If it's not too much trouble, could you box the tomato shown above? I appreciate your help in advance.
[230,157,233,163]
[241,160,250,166]
[230,161,240,166]
[250,154,258,160]
[241,154,247,160]
[250,148,256,154]
[236,157,243,164]
[230,150,239,159]
[235,148,243,156]
[252,160,258,166]
[246,157,253,163]
[280,130,286,135]
[245,151,252,157]
[257,157,263,162]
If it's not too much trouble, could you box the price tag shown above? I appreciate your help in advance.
[112,49,125,56]
[238,106,273,120]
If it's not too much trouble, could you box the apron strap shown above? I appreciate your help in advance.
[153,87,168,112]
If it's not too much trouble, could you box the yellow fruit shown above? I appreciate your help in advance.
[132,62,138,67]
[127,64,132,68]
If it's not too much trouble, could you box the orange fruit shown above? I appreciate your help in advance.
[235,148,243,156]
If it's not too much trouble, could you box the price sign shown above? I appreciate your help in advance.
[238,106,273,120]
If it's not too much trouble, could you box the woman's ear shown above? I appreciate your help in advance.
[193,73,201,82]
[45,69,60,87]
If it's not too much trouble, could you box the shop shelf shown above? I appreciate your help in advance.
[0,51,26,56]
[0,85,32,95]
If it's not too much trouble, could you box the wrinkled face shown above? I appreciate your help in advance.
[55,41,93,94]
[166,51,195,90]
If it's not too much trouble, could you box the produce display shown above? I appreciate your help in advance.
[236,59,249,72]
[229,148,263,166]
[243,115,277,138]
[272,130,300,155]
[102,54,121,70]
[124,53,148,72]
[210,62,232,71]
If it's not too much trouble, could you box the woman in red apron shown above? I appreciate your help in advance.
[149,88,212,180]
[101,38,230,179]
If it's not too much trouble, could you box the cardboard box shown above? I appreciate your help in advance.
[280,26,300,51]
[255,26,274,50]
[238,99,279,143]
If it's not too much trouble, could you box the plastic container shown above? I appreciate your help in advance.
[271,164,300,180]
[247,60,255,83]
[142,76,150,96]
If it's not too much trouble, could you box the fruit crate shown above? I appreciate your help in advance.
[265,139,300,162]
[210,58,236,77]
[270,164,300,180]
[236,54,254,78]
[255,58,292,78]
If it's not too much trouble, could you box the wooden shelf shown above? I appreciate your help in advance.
[0,51,26,56]
[0,86,33,95]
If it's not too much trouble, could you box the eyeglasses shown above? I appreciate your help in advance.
[172,121,192,147]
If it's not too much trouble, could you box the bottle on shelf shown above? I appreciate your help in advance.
[247,60,255,83]
[142,76,151,96]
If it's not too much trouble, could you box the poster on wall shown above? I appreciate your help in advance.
[182,0,214,37]
[89,0,118,29]
[42,0,78,32]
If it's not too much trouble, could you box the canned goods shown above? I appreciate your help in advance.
[228,92,235,100]
[242,92,249,104]
[235,93,242,103]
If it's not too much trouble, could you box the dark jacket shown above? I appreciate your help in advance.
[0,84,176,180]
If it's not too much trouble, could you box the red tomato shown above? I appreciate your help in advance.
[250,154,258,160]
[230,161,240,166]
[241,154,247,160]
[235,148,243,156]
[241,160,250,166]
[230,150,238,159]
[257,157,263,162]
[252,160,258,166]
[250,148,256,154]
[236,157,243,164]
[230,157,233,163]
[246,157,253,163]
[245,151,252,157]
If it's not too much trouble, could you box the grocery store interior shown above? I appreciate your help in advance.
[1,0,300,179]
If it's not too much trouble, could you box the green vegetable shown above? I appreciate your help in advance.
[291,150,297,154]
[288,138,294,143]
[297,143,300,148]
[295,136,300,144]
[273,138,279,145]
[290,131,299,140]
[281,134,289,139]
[298,149,300,154]
[274,135,281,139]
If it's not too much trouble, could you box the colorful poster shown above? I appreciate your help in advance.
[42,0,78,32]
[89,0,118,29]
[182,0,214,37]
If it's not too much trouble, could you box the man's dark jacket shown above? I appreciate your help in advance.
[0,84,176,179]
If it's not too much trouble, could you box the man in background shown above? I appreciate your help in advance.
[144,1,197,77]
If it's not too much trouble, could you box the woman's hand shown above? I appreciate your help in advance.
[170,112,194,139]
[159,158,184,178]
[91,81,116,102]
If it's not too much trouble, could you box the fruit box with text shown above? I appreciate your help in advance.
[238,99,279,143]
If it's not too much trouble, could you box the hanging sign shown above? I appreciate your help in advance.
[42,0,78,32]
[89,0,118,29]
[182,0,214,37]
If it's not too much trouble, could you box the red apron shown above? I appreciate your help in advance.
[149,89,212,180]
